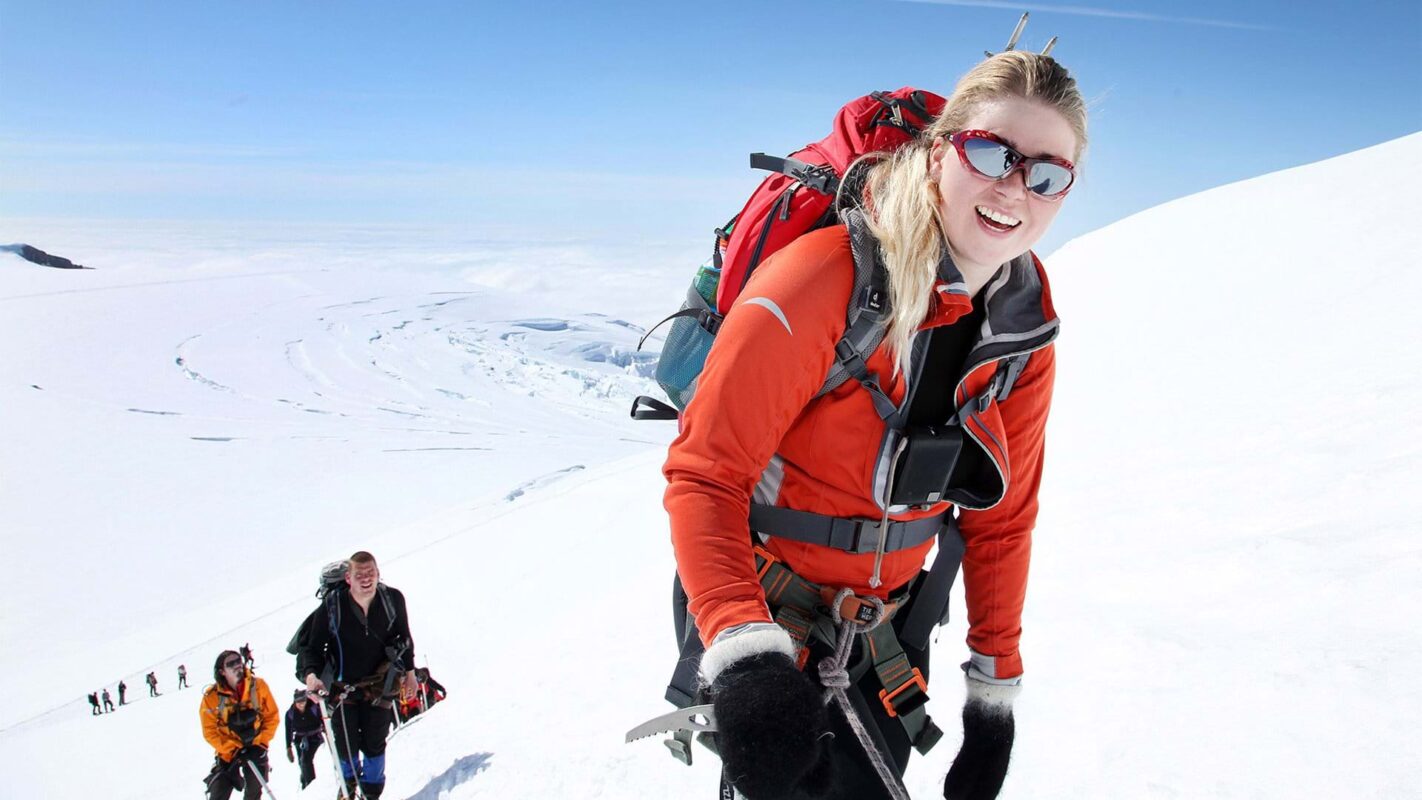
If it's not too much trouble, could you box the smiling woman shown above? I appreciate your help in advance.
[862,51,1087,377]
[659,50,1087,800]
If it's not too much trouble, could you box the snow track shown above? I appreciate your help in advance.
[0,248,678,748]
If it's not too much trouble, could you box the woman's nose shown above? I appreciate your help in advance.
[994,166,1029,200]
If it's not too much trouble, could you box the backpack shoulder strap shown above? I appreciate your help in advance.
[325,589,340,632]
[994,352,1030,401]
[814,209,895,420]
[377,585,398,631]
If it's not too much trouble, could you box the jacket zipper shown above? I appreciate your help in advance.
[949,335,1058,511]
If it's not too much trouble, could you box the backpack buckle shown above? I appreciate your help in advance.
[835,517,882,554]
[752,544,780,581]
[794,164,839,195]
[878,667,929,718]
[697,309,723,335]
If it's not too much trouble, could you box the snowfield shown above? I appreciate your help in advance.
[2,132,1419,798]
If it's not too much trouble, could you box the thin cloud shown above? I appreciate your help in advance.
[0,138,304,161]
[895,0,1276,31]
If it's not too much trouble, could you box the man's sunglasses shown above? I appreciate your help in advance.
[223,659,244,670]
[947,130,1076,200]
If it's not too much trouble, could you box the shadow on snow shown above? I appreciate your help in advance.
[403,752,493,800]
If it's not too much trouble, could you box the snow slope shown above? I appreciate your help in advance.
[2,132,1419,798]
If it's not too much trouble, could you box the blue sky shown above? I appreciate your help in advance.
[1,0,1419,254]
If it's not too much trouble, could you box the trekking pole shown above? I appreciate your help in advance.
[243,758,280,800]
[316,689,365,800]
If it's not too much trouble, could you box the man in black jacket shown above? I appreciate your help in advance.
[296,551,416,800]
[285,689,325,789]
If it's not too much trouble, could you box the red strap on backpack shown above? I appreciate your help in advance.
[714,87,946,312]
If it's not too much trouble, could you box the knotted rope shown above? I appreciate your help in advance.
[815,588,912,800]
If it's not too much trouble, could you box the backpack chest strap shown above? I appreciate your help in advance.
[749,503,946,555]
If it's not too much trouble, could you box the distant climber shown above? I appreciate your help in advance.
[285,689,325,789]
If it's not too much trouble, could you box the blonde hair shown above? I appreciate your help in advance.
[844,51,1087,376]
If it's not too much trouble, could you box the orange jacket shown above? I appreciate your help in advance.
[200,671,280,761]
[664,223,1057,680]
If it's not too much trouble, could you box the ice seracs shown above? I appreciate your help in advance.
[976,205,1021,227]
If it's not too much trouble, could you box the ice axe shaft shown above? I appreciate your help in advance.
[985,12,1059,57]
[243,758,279,800]
[1004,12,1028,51]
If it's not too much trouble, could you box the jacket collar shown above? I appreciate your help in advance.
[922,243,1060,361]
[925,243,974,328]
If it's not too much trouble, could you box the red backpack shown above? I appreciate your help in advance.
[633,88,946,420]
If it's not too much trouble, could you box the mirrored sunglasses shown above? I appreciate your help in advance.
[948,130,1076,200]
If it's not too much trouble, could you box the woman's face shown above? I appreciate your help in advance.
[930,95,1079,275]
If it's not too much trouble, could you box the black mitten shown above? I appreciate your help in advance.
[943,676,1018,800]
[711,652,834,800]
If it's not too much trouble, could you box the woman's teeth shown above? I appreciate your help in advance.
[976,205,1021,228]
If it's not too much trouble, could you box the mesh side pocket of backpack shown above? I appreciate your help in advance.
[654,283,718,411]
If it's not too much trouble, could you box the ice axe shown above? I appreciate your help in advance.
[986,12,1058,58]
[625,703,718,766]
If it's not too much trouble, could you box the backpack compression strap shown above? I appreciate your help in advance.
[868,90,936,137]
[749,153,841,196]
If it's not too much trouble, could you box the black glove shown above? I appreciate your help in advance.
[222,758,246,791]
[238,744,268,767]
[711,652,834,800]
[943,676,1018,800]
